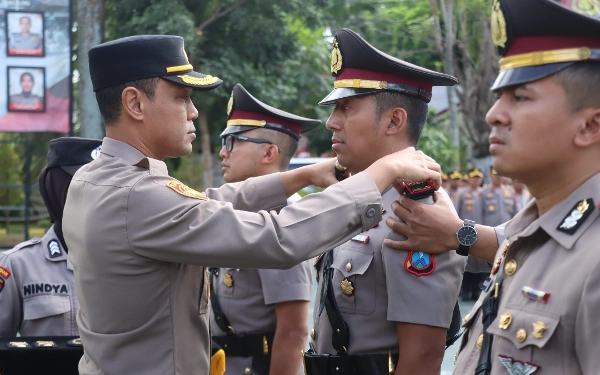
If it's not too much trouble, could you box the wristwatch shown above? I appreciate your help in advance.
[456,219,477,256]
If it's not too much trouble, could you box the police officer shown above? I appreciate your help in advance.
[210,84,319,375]
[62,35,443,375]
[510,180,530,213]
[9,72,44,108]
[305,28,466,375]
[9,16,42,51]
[481,167,515,226]
[0,137,101,337]
[386,0,600,373]
[447,170,463,205]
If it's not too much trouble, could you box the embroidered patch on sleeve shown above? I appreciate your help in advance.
[166,180,209,201]
[0,266,11,279]
[404,251,435,277]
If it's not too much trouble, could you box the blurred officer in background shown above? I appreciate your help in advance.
[62,35,443,375]
[447,170,463,205]
[0,137,101,336]
[304,28,465,375]
[210,83,319,375]
[511,180,530,213]
[481,167,515,226]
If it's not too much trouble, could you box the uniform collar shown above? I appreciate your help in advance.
[505,172,600,250]
[100,137,168,175]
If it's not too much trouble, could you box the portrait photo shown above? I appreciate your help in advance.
[6,11,44,57]
[7,67,46,112]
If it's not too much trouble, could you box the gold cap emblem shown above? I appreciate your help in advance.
[227,91,233,116]
[340,278,354,296]
[476,334,484,349]
[331,38,343,74]
[223,272,233,288]
[504,259,518,276]
[499,311,513,329]
[516,328,527,343]
[532,321,547,339]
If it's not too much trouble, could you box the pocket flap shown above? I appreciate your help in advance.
[23,294,71,320]
[487,305,560,349]
[331,247,373,278]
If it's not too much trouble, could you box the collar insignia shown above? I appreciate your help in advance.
[498,355,540,375]
[48,240,62,258]
[331,38,343,74]
[91,145,101,159]
[491,0,508,48]
[557,198,594,235]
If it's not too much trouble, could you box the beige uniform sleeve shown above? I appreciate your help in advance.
[126,172,382,269]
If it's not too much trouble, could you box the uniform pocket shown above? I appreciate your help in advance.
[487,304,560,350]
[23,294,71,320]
[219,268,249,298]
[330,245,375,315]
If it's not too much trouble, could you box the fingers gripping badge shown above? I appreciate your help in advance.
[404,251,435,277]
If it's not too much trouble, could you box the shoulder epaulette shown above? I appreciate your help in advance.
[2,237,43,256]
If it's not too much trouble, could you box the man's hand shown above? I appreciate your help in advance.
[306,157,340,188]
[365,147,442,193]
[384,191,462,253]
[279,158,338,197]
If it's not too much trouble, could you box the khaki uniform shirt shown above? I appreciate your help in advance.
[454,172,600,375]
[210,194,312,375]
[63,138,382,375]
[0,226,79,337]
[482,186,515,227]
[312,188,466,355]
[9,33,42,50]
[456,188,484,223]
[9,93,43,105]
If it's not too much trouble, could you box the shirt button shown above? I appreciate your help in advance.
[346,262,352,272]
[366,207,376,218]
[476,334,484,349]
[244,368,253,375]
[516,328,527,343]
[504,259,518,276]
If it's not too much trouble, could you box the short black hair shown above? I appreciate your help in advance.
[373,91,429,145]
[95,77,160,126]
[20,72,34,84]
[253,128,298,171]
[552,62,600,113]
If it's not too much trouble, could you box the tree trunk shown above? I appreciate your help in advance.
[197,106,214,189]
[77,0,104,139]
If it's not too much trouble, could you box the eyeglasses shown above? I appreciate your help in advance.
[222,134,280,153]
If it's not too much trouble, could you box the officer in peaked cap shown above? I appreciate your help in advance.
[62,35,443,375]
[0,138,102,374]
[305,28,466,375]
[447,170,464,205]
[211,84,319,375]
[481,166,515,227]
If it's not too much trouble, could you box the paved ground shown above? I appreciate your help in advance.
[307,281,476,374]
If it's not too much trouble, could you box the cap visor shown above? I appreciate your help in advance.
[318,88,378,106]
[163,71,223,91]
[491,63,572,90]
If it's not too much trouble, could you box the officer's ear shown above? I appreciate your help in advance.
[384,107,407,135]
[261,144,280,165]
[121,87,144,122]
[573,105,600,148]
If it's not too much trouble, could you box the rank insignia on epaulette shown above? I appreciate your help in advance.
[48,240,62,258]
[166,180,209,201]
[35,341,56,348]
[403,179,435,200]
[557,198,594,235]
[340,278,354,296]
[8,341,29,348]
[0,265,11,279]
[351,235,369,244]
[404,251,435,277]
[68,338,83,347]
[498,355,540,375]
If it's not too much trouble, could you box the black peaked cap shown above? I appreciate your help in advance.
[221,84,320,141]
[47,137,103,175]
[89,35,222,92]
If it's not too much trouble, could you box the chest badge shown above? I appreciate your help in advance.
[340,278,354,296]
[498,355,540,375]
[48,240,62,258]
[532,321,547,339]
[404,251,435,277]
[557,198,594,234]
[223,272,233,288]
[499,311,512,329]
[522,286,550,303]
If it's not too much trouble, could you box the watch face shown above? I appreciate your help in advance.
[458,226,477,246]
